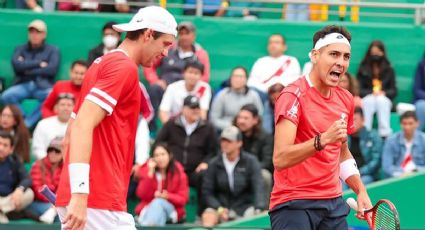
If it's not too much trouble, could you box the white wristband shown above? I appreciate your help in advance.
[69,163,90,194]
[339,158,360,181]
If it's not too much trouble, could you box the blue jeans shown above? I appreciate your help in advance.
[25,201,59,223]
[137,198,176,226]
[415,100,425,131]
[1,81,51,128]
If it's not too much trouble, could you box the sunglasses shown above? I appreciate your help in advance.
[47,148,62,154]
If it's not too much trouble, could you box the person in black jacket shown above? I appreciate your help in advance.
[87,21,121,64]
[233,104,273,204]
[201,126,266,227]
[1,19,60,128]
[357,40,397,138]
[155,95,217,214]
[0,131,34,223]
[413,53,425,131]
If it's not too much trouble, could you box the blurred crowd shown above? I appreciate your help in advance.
[1,16,425,227]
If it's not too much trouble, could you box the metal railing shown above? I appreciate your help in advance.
[35,0,425,25]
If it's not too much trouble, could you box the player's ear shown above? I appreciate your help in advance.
[143,29,154,41]
[311,49,319,64]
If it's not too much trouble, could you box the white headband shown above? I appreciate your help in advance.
[313,33,351,50]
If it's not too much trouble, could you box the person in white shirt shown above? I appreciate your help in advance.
[248,34,301,101]
[159,61,211,123]
[32,93,74,159]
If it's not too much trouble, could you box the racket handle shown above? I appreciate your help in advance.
[39,185,57,205]
[346,197,358,211]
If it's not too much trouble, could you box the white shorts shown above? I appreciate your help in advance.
[57,207,136,230]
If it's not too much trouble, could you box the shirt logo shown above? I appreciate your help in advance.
[94,57,102,64]
[79,182,85,187]
[287,99,299,119]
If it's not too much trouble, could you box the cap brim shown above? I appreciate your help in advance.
[112,23,144,32]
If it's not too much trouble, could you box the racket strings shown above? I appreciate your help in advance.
[374,203,397,230]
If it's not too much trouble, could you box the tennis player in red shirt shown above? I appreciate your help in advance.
[270,25,372,229]
[55,6,177,230]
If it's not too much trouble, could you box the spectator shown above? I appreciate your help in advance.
[233,104,273,203]
[413,53,425,130]
[159,61,211,124]
[0,105,31,163]
[224,1,263,19]
[155,95,217,214]
[57,0,81,11]
[357,40,397,138]
[15,0,43,12]
[87,21,121,64]
[1,20,60,128]
[0,131,34,223]
[32,94,74,159]
[135,143,189,226]
[285,4,309,21]
[201,126,266,227]
[345,107,383,188]
[248,34,301,102]
[27,137,63,224]
[382,111,425,178]
[262,83,284,134]
[144,21,210,130]
[41,60,88,118]
[338,72,362,108]
[210,66,263,131]
[183,0,222,16]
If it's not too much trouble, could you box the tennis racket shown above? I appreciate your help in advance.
[346,197,400,230]
[39,184,57,205]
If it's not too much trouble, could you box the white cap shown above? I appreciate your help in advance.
[113,6,177,36]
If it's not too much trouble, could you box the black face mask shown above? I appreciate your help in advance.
[370,55,384,63]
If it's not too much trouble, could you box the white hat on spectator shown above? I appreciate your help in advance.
[28,19,47,32]
[113,6,177,36]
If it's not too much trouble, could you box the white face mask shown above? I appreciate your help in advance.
[103,35,118,49]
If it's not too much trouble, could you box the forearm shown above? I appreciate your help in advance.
[158,111,169,124]
[69,119,93,163]
[345,174,367,194]
[273,137,316,170]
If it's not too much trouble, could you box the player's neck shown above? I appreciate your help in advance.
[309,73,331,98]
[117,41,139,63]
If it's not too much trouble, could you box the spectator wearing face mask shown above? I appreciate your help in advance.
[87,21,121,64]
[357,40,397,138]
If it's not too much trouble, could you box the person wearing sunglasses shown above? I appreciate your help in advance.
[27,137,64,224]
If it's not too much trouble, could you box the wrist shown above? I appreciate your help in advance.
[69,163,90,194]
[314,134,324,151]
[16,185,25,192]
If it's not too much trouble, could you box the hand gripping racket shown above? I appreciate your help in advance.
[39,184,57,205]
[347,197,400,230]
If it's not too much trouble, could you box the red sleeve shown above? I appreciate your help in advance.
[30,160,48,202]
[166,167,189,207]
[143,59,161,85]
[85,60,134,115]
[197,49,210,83]
[135,164,156,202]
[41,85,58,118]
[274,91,301,126]
[347,96,355,135]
